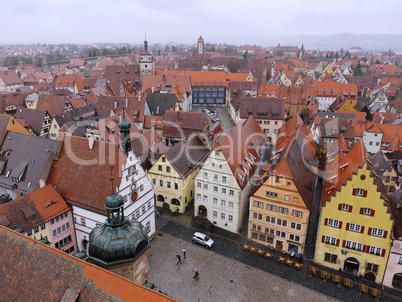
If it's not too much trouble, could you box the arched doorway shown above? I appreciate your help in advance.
[198,205,207,217]
[163,202,170,210]
[156,195,165,203]
[392,273,402,289]
[363,272,376,282]
[343,257,359,273]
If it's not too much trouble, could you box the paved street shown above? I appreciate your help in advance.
[149,213,402,302]
[148,231,339,302]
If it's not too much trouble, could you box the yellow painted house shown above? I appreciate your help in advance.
[315,140,393,283]
[248,127,317,254]
[148,137,210,214]
[0,113,32,138]
[322,63,334,75]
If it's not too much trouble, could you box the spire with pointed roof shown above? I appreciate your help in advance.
[118,107,132,153]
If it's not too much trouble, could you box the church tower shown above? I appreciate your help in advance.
[299,44,305,60]
[197,35,204,54]
[87,178,150,284]
[118,107,131,153]
[139,36,154,80]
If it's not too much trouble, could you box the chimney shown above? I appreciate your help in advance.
[39,179,46,188]
[12,184,21,199]
[88,136,95,150]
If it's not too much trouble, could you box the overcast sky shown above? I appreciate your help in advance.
[1,0,401,45]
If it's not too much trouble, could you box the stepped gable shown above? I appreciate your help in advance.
[322,139,366,204]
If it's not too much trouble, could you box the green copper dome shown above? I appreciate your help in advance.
[88,219,149,263]
[104,193,124,210]
[87,186,149,265]
[118,116,131,130]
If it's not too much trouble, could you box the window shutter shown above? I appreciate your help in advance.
[368,227,372,235]
[324,218,328,226]
[360,226,365,234]
[364,245,370,253]
[383,230,388,238]
[381,249,386,257]
[346,223,350,230]
[342,240,346,248]
[349,205,353,212]
[370,210,375,217]
[352,188,357,195]
[338,204,342,210]
[338,221,343,229]
[363,190,367,197]
[321,235,325,243]
[336,239,340,247]
[360,207,364,214]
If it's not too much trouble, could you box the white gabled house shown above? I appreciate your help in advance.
[194,116,266,233]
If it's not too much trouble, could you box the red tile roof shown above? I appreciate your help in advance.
[47,135,125,215]
[0,226,177,301]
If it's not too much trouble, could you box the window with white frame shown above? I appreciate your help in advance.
[362,208,372,215]
[266,191,278,198]
[229,215,233,222]
[341,204,350,211]
[229,190,234,196]
[348,223,362,232]
[327,218,340,228]
[197,182,201,188]
[369,246,382,255]
[221,188,226,195]
[197,194,201,201]
[397,256,402,264]
[203,195,208,203]
[221,200,226,207]
[345,240,364,251]
[324,236,337,245]
[213,175,218,181]
[284,195,290,201]
[371,228,384,237]
[229,202,233,209]
[291,210,303,218]
[221,213,225,220]
[213,211,217,218]
[222,176,227,183]
[213,198,217,205]
[203,184,208,190]
[213,186,218,193]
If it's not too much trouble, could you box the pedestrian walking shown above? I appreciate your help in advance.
[298,253,304,263]
[182,249,187,258]
[176,254,182,265]
[193,269,199,280]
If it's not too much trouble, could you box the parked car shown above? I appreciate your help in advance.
[213,116,220,121]
[209,109,218,115]
[202,108,210,114]
[192,232,214,248]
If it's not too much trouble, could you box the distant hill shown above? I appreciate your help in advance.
[224,33,402,51]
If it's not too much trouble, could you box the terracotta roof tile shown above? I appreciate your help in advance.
[47,135,124,214]
[0,226,177,301]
